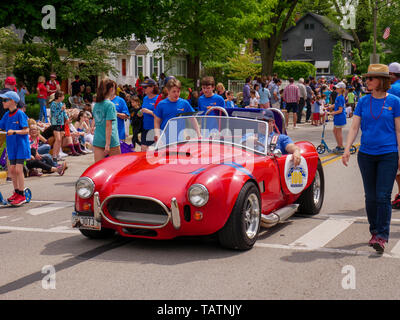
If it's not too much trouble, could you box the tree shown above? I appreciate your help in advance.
[379,0,400,63]
[0,1,166,54]
[226,53,262,79]
[156,0,247,85]
[359,36,385,73]
[244,0,300,76]
[0,27,21,77]
[331,41,346,79]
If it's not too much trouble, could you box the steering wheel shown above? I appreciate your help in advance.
[205,107,229,117]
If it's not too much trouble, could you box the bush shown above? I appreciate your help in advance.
[25,103,40,120]
[176,76,194,99]
[273,61,316,80]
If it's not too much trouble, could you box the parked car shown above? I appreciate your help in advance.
[72,108,324,250]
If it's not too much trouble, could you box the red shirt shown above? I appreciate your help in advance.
[46,80,59,93]
[37,83,48,99]
[283,83,300,103]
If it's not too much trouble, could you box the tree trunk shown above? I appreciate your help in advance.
[260,38,278,76]
[187,55,200,89]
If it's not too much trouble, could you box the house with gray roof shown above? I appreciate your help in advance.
[282,13,354,76]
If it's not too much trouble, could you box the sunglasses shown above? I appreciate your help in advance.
[366,77,378,81]
[1,98,11,102]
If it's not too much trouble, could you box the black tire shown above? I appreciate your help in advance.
[297,160,324,215]
[218,182,261,250]
[79,228,115,239]
[316,144,326,154]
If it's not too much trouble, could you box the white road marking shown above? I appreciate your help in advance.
[27,202,73,216]
[390,240,400,257]
[0,225,79,234]
[0,216,9,219]
[289,217,355,249]
[254,242,396,259]
[10,218,23,222]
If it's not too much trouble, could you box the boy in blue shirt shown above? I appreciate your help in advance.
[154,78,196,144]
[225,91,235,109]
[0,91,30,206]
[111,91,130,141]
[198,76,225,113]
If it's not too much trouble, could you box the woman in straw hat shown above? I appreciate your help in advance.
[342,64,400,254]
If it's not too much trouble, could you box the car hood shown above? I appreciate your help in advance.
[81,144,257,202]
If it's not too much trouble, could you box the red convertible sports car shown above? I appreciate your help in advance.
[72,107,324,250]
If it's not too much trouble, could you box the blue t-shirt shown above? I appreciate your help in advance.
[258,88,271,104]
[323,91,331,105]
[242,132,293,153]
[92,100,120,148]
[354,93,400,155]
[142,95,159,130]
[388,80,400,98]
[198,94,225,113]
[154,98,195,130]
[111,96,130,140]
[225,100,235,109]
[0,109,30,160]
[334,95,346,126]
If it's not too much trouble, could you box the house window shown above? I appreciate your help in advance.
[176,58,187,76]
[315,61,331,75]
[137,56,144,76]
[153,57,160,76]
[122,59,126,76]
[304,38,313,52]
[304,23,314,30]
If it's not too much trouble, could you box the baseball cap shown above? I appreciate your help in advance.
[261,109,275,121]
[4,76,16,86]
[336,82,346,89]
[50,73,57,78]
[0,90,20,103]
[388,62,400,74]
[140,79,157,87]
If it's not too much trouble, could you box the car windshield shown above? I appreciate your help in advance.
[155,116,269,154]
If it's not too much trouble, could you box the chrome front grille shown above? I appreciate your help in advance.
[104,195,170,228]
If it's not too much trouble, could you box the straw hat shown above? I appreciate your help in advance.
[363,64,390,78]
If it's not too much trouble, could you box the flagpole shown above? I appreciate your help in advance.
[372,0,379,63]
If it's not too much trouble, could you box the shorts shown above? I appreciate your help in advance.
[312,113,320,121]
[286,102,298,113]
[334,124,346,128]
[141,129,155,146]
[9,159,25,165]
[52,125,65,132]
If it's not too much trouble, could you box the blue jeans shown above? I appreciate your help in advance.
[357,151,398,241]
[38,98,48,123]
[37,144,51,155]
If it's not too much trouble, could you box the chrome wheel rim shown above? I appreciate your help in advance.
[243,193,260,239]
[313,170,321,206]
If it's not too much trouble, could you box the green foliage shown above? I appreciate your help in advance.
[227,53,262,79]
[0,27,21,76]
[0,1,166,54]
[202,61,230,87]
[379,1,400,64]
[273,61,316,80]
[351,48,361,74]
[13,43,61,92]
[25,103,40,120]
[176,76,194,99]
[359,37,386,74]
[331,41,346,79]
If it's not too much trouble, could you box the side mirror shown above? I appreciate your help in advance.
[272,149,282,158]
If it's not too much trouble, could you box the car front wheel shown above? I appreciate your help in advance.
[218,182,261,250]
[297,160,324,215]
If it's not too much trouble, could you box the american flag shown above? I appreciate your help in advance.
[383,27,391,40]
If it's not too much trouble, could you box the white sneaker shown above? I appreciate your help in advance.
[59,150,68,158]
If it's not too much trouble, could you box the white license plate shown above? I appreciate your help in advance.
[72,213,101,230]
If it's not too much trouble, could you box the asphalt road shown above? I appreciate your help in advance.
[1,118,400,301]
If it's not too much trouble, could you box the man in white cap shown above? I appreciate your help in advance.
[297,78,307,124]
[388,62,400,209]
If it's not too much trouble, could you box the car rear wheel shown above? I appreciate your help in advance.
[218,182,261,250]
[297,160,324,215]
[79,228,115,239]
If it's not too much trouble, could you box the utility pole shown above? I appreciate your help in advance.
[371,0,379,63]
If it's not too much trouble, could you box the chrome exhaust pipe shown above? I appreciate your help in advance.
[261,204,299,228]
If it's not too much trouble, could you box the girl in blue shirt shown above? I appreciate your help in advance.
[343,64,400,254]
[329,83,346,153]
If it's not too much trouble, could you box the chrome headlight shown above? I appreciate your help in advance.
[188,184,209,207]
[76,177,95,199]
